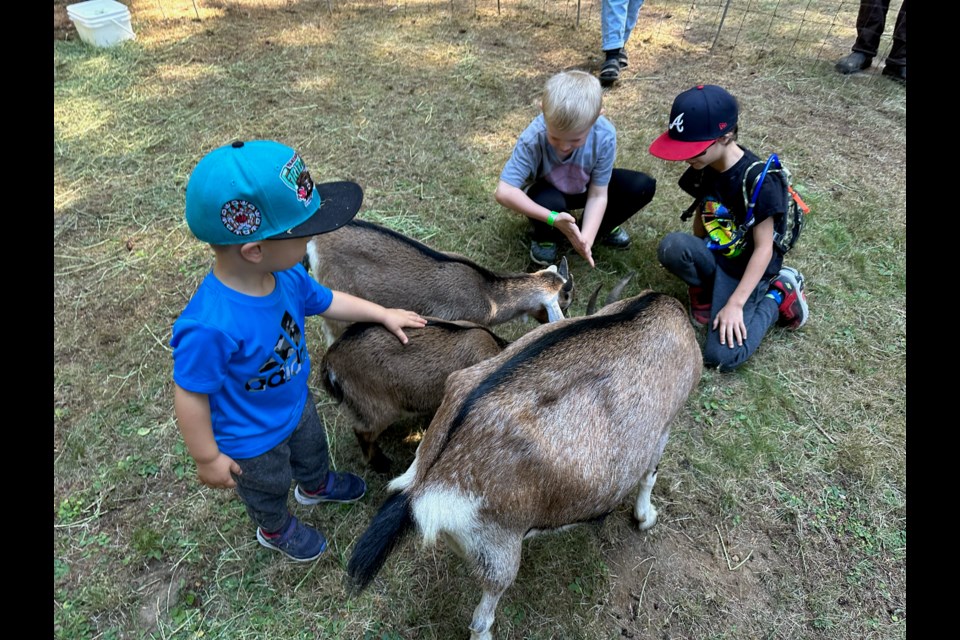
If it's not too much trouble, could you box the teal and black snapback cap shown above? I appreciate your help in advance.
[185,140,362,244]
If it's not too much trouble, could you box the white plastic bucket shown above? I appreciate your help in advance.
[66,0,135,48]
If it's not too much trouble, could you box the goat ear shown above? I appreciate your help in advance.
[562,270,574,293]
[558,256,569,280]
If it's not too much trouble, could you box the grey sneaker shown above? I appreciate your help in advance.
[600,226,630,248]
[835,51,872,74]
[530,240,558,266]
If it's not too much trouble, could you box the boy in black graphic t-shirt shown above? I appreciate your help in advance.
[649,85,809,372]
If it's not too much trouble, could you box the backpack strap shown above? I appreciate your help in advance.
[680,197,701,222]
[743,154,781,228]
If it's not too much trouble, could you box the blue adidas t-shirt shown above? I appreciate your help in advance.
[499,114,616,195]
[171,264,333,459]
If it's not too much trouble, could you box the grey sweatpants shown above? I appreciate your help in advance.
[657,232,780,372]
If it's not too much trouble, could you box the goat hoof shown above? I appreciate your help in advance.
[634,506,658,531]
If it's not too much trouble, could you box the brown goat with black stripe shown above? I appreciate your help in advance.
[346,290,702,639]
[320,318,509,472]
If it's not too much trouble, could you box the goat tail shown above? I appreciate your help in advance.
[346,491,414,594]
[319,358,344,403]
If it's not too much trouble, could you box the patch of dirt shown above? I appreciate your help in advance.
[54,0,77,41]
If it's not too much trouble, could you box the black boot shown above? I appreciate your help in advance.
[835,51,872,74]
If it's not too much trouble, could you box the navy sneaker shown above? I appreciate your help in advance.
[529,240,558,266]
[768,266,809,329]
[601,226,631,248]
[295,470,367,505]
[256,515,327,562]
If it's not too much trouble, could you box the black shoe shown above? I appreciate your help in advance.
[618,49,629,69]
[835,51,872,74]
[600,226,630,249]
[599,58,621,86]
[881,63,906,84]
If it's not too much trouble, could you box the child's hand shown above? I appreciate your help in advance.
[196,453,242,489]
[382,309,428,344]
[713,302,746,348]
[555,213,595,268]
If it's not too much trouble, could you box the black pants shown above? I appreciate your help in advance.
[526,168,656,243]
[853,0,906,66]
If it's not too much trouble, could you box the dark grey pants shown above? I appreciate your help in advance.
[657,232,780,372]
[232,391,329,532]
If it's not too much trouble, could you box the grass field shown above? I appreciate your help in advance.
[54,1,906,638]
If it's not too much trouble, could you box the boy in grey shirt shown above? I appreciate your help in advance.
[495,70,656,266]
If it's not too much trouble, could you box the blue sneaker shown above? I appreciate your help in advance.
[256,515,327,562]
[295,470,367,505]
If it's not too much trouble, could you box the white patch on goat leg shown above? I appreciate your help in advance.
[634,468,659,530]
[469,590,501,640]
[468,537,522,640]
[413,487,481,547]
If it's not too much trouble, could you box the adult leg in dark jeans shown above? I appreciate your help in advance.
[837,0,906,75]
[853,0,893,58]
[881,0,906,77]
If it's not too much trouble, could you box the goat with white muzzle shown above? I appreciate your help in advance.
[306,220,574,344]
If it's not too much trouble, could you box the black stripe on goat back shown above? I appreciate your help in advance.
[337,321,383,342]
[439,291,663,452]
[423,319,512,348]
[350,220,500,281]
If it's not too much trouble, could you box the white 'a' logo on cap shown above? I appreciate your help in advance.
[669,113,685,133]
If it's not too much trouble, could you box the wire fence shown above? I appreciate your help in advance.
[147,0,903,65]
[319,0,901,64]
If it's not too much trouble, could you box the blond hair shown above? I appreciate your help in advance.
[541,71,603,133]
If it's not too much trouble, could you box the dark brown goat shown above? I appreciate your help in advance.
[346,290,702,640]
[321,274,635,472]
[306,220,573,343]
[320,318,509,472]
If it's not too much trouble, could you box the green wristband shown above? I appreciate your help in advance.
[546,211,559,226]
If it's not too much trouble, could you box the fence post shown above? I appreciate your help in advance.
[711,0,734,51]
